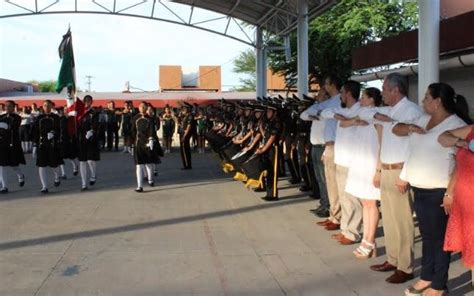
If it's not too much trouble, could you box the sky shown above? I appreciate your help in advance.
[0,1,254,92]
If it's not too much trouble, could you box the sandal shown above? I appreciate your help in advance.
[353,239,377,259]
[404,285,430,296]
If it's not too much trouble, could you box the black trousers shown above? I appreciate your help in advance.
[106,124,119,150]
[264,146,279,198]
[298,139,317,193]
[180,135,192,169]
[284,138,300,182]
[278,142,285,177]
[412,187,451,291]
[306,149,319,198]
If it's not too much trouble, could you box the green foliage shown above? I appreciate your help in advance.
[232,49,257,91]
[268,0,418,87]
[27,80,57,92]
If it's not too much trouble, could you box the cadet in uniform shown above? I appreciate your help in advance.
[120,101,134,154]
[146,104,162,177]
[32,100,62,193]
[106,101,120,151]
[195,108,208,154]
[282,101,301,184]
[0,100,26,193]
[179,103,194,170]
[161,105,175,153]
[77,95,100,190]
[132,102,156,192]
[256,104,281,201]
[296,98,319,198]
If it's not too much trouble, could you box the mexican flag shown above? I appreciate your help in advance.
[55,28,76,94]
[56,28,84,136]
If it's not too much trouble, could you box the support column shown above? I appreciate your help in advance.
[297,0,308,99]
[284,35,291,63]
[255,27,266,98]
[418,0,440,104]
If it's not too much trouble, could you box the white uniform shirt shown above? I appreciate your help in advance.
[321,102,361,167]
[379,97,422,164]
[300,103,324,145]
[300,95,341,144]
[400,114,466,189]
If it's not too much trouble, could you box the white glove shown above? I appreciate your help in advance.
[147,139,154,151]
[85,130,94,140]
[32,147,37,158]
[47,132,54,140]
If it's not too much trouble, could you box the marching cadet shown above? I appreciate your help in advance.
[74,95,100,191]
[132,102,155,192]
[57,107,79,179]
[31,100,62,193]
[255,104,282,201]
[120,101,135,154]
[179,102,194,170]
[106,101,120,152]
[0,100,26,193]
[161,105,175,153]
[146,104,162,177]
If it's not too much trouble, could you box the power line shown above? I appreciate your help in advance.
[85,75,94,92]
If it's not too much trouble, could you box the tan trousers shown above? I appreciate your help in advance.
[324,145,340,224]
[336,165,362,242]
[380,168,414,274]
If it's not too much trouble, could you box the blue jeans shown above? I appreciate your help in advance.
[311,145,328,209]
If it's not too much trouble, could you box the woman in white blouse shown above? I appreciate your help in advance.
[393,83,471,296]
[336,88,383,259]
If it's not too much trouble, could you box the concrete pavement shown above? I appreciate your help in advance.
[0,150,472,296]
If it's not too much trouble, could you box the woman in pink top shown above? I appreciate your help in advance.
[439,122,474,290]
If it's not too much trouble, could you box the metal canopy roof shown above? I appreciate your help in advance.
[171,0,338,36]
[0,0,337,46]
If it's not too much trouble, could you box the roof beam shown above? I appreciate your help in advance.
[228,0,241,15]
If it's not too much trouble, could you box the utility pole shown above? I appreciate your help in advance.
[85,75,94,92]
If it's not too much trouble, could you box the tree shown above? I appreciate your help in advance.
[232,49,256,91]
[27,80,57,92]
[268,0,418,87]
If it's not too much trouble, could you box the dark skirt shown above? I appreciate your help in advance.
[163,125,174,138]
[149,141,161,164]
[134,139,153,165]
[37,144,63,167]
[0,143,26,166]
[62,137,79,160]
[78,138,100,162]
[20,124,32,141]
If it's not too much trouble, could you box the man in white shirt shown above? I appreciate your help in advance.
[369,73,422,284]
[320,81,363,245]
[300,88,330,217]
[300,75,342,227]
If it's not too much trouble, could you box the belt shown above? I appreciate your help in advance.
[325,141,335,146]
[381,162,404,170]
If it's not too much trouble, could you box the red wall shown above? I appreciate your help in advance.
[0,99,219,109]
